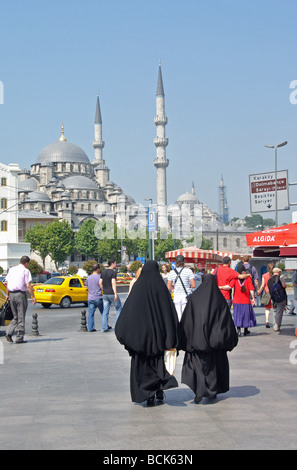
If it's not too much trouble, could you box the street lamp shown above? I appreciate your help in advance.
[264,141,287,227]
[145,198,154,260]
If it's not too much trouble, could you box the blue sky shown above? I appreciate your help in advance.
[1,0,297,224]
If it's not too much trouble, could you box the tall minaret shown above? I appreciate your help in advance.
[154,61,169,230]
[93,92,109,186]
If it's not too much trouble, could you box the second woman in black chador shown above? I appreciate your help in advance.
[115,261,179,406]
[178,274,238,403]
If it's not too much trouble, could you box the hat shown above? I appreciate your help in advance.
[176,255,185,262]
[273,267,282,274]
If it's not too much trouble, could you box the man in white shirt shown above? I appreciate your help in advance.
[167,255,196,321]
[5,255,36,343]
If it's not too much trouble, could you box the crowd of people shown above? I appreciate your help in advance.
[4,253,296,408]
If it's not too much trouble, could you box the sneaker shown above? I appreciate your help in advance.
[194,396,202,404]
[6,335,13,343]
[15,339,27,344]
[146,396,155,406]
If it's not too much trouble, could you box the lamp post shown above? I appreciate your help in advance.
[264,141,287,227]
[145,198,154,260]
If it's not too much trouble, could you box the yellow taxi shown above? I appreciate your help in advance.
[33,275,88,308]
[116,273,132,283]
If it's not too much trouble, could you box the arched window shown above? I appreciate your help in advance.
[1,198,7,210]
[1,220,8,231]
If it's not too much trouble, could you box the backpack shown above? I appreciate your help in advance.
[267,275,287,304]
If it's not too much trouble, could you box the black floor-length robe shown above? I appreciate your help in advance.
[115,261,179,403]
[178,274,238,399]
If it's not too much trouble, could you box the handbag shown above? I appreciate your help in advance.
[261,290,271,306]
[0,300,13,327]
[164,348,177,375]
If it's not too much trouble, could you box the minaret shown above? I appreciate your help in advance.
[154,61,169,230]
[93,92,109,187]
[219,174,229,223]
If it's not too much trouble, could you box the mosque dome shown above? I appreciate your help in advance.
[18,178,38,192]
[25,191,51,202]
[60,175,99,190]
[35,126,90,165]
[176,191,199,204]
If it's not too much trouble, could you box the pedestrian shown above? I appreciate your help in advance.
[86,263,103,332]
[288,269,297,314]
[231,264,257,337]
[115,260,179,406]
[167,255,196,321]
[5,255,36,344]
[128,266,142,294]
[178,274,238,404]
[268,267,287,332]
[160,264,170,285]
[214,256,251,309]
[257,262,274,328]
[99,258,122,332]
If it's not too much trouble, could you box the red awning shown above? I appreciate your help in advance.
[165,247,249,263]
[246,223,297,247]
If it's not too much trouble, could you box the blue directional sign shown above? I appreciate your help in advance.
[148,207,157,232]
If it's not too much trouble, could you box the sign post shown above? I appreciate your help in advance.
[249,170,289,216]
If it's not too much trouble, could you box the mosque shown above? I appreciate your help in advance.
[14,62,249,267]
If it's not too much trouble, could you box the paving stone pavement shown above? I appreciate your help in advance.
[1,293,297,451]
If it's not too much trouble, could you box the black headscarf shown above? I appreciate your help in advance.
[178,274,238,353]
[115,260,178,357]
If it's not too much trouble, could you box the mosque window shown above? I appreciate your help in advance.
[236,238,240,248]
[1,177,7,186]
[1,220,8,231]
[1,198,7,210]
[223,237,227,247]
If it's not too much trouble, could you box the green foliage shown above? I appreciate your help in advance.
[129,260,143,272]
[28,259,43,276]
[119,265,127,273]
[82,260,98,276]
[25,223,49,267]
[0,266,3,275]
[74,219,99,258]
[46,220,74,268]
[68,265,78,275]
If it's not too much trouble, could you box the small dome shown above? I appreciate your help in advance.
[176,191,199,203]
[61,175,99,190]
[25,191,51,202]
[18,178,38,192]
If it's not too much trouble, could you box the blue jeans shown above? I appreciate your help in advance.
[88,298,103,331]
[102,294,122,331]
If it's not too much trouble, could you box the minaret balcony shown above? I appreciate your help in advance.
[154,137,168,147]
[154,158,169,168]
[154,116,167,126]
[93,140,105,149]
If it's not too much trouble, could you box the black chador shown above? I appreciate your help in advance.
[178,274,238,403]
[115,261,179,404]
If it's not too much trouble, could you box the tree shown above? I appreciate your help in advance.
[82,260,98,275]
[28,259,43,276]
[154,234,182,261]
[25,223,50,268]
[46,220,74,268]
[74,219,99,259]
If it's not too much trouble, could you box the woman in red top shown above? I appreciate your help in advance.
[226,264,256,336]
[257,262,274,328]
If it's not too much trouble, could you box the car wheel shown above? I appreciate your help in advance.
[41,303,52,308]
[60,296,71,308]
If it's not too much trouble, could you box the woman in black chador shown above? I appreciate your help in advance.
[115,260,179,406]
[178,274,238,403]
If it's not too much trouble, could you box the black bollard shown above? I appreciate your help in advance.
[79,309,87,332]
[31,312,40,336]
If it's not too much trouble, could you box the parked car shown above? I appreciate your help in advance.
[33,276,88,308]
[0,276,7,286]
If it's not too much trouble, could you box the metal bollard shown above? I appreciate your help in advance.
[31,312,40,336]
[79,309,87,332]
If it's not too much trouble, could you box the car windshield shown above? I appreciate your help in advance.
[44,278,65,286]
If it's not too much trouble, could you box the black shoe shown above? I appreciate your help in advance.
[146,396,155,406]
[194,396,202,404]
[156,390,164,401]
[6,335,13,343]
[237,328,241,337]
[244,328,250,336]
[15,339,27,344]
[266,323,270,328]
[89,329,97,332]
